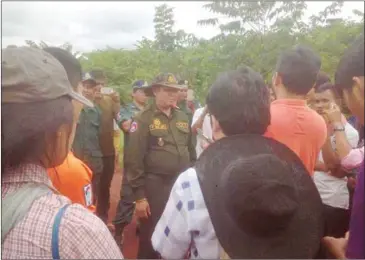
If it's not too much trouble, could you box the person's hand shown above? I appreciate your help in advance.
[201,140,211,150]
[322,232,349,259]
[347,176,357,190]
[134,199,151,219]
[110,91,120,103]
[324,103,343,124]
[121,119,132,132]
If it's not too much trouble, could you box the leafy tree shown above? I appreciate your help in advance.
[154,4,176,51]
[22,2,362,104]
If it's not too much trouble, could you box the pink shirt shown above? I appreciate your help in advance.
[341,146,364,170]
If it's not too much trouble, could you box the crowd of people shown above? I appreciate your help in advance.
[1,33,364,259]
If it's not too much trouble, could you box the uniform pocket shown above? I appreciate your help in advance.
[175,121,189,145]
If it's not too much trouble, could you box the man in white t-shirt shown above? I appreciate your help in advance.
[312,83,359,238]
[191,106,213,157]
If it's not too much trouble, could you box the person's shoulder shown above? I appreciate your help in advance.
[344,121,358,134]
[307,108,326,128]
[196,107,204,113]
[175,109,190,121]
[174,168,200,191]
[135,106,154,123]
[62,204,103,228]
[60,204,123,258]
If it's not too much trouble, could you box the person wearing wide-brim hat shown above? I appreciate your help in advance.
[151,66,324,259]
[196,135,324,259]
[1,46,123,259]
[143,72,184,97]
[124,72,196,258]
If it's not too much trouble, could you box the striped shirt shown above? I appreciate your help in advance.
[2,164,123,259]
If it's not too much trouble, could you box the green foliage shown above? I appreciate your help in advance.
[25,2,364,104]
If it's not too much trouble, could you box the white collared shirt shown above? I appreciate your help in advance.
[151,168,222,259]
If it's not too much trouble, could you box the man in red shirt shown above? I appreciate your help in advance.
[265,45,327,175]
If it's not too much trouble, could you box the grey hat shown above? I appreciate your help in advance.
[2,47,93,107]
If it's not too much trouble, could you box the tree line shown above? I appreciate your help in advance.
[22,1,364,104]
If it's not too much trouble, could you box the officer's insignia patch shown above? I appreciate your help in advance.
[149,118,167,130]
[167,75,176,84]
[154,119,161,127]
[130,121,138,133]
[158,137,164,147]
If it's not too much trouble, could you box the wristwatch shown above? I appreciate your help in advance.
[333,122,345,132]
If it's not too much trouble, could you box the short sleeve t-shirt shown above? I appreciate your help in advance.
[265,99,327,175]
[192,108,212,158]
[313,122,359,209]
[48,152,95,212]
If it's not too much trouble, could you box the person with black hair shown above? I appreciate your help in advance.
[265,45,327,175]
[322,34,364,260]
[152,66,324,259]
[112,80,149,247]
[42,47,96,212]
[124,73,194,259]
[311,82,359,240]
[85,69,121,223]
[1,47,123,259]
[307,71,332,108]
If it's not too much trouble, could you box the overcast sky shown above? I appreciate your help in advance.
[2,1,364,53]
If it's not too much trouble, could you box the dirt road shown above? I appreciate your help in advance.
[108,169,139,259]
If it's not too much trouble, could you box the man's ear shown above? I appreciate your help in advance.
[353,76,364,99]
[272,72,282,88]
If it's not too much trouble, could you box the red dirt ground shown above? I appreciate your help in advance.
[108,168,139,259]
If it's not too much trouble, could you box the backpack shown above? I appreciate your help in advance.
[2,183,70,259]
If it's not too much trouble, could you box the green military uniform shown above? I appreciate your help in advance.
[112,101,144,234]
[112,80,149,244]
[177,99,197,162]
[125,73,195,259]
[73,106,103,201]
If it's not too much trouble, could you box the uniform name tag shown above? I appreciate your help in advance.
[176,121,189,130]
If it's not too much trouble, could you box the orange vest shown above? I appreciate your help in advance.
[48,152,96,212]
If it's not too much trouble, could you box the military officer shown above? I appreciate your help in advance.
[125,73,195,259]
[112,80,148,247]
[177,79,197,161]
[73,73,103,204]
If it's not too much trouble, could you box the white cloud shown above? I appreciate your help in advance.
[2,1,363,52]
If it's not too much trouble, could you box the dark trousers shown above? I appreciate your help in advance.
[323,204,350,238]
[138,174,178,259]
[96,155,115,223]
[113,171,135,235]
